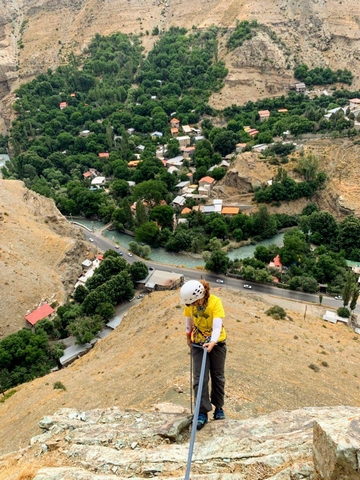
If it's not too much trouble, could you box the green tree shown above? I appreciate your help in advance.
[68,315,104,345]
[135,221,161,245]
[129,261,149,282]
[149,205,175,230]
[205,250,229,274]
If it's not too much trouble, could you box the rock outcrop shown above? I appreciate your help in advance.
[21,405,360,479]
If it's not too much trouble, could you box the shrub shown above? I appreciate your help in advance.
[0,389,17,403]
[337,307,350,318]
[265,305,286,320]
[309,363,320,372]
[53,381,66,391]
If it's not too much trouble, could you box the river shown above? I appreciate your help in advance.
[70,218,284,268]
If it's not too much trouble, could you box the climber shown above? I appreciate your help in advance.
[180,279,227,430]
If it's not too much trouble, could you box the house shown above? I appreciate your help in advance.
[222,206,239,216]
[258,110,270,122]
[181,207,192,215]
[168,166,179,174]
[127,128,135,135]
[171,127,179,137]
[186,172,194,183]
[98,152,109,159]
[182,125,192,134]
[59,102,68,109]
[198,184,211,197]
[151,95,157,100]
[128,160,141,168]
[127,181,136,187]
[172,195,186,207]
[82,259,93,270]
[79,130,91,138]
[199,176,215,189]
[181,146,196,159]
[177,135,191,147]
[194,135,205,142]
[213,199,223,214]
[203,205,215,214]
[25,304,55,327]
[167,156,184,167]
[295,82,306,93]
[248,129,259,137]
[170,118,180,129]
[175,180,190,193]
[278,108,288,113]
[83,171,95,179]
[236,143,247,153]
[151,131,163,139]
[349,98,360,109]
[137,145,145,152]
[253,144,270,153]
[141,270,184,292]
[70,93,76,97]
[91,176,106,187]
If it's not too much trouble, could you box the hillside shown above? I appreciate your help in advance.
[0,179,94,337]
[1,287,360,476]
[1,0,360,133]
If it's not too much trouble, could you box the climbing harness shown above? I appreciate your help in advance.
[184,343,209,480]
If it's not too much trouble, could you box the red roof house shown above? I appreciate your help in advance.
[59,102,68,109]
[98,152,110,158]
[25,304,55,326]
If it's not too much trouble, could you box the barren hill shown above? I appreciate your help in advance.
[0,179,94,337]
[1,287,360,477]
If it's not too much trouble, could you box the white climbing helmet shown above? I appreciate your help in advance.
[180,280,205,305]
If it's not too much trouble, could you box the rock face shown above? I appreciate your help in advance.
[313,416,360,480]
[0,179,93,336]
[23,405,360,479]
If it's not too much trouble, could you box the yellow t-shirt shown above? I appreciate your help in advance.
[184,294,226,344]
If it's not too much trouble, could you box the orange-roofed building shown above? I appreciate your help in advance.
[98,152,109,158]
[221,206,239,216]
[83,171,93,179]
[248,129,259,137]
[70,93,76,97]
[236,143,247,153]
[171,127,179,136]
[181,207,192,215]
[97,255,104,261]
[59,102,68,109]
[199,176,215,186]
[269,254,283,272]
[25,304,55,326]
[128,160,141,168]
[258,110,270,122]
[170,118,180,128]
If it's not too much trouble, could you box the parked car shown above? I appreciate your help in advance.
[117,251,123,256]
[115,245,119,249]
[88,237,94,242]
[216,279,224,284]
[243,284,252,289]
[128,252,133,257]
[334,295,343,300]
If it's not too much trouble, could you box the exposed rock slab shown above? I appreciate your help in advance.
[28,405,360,479]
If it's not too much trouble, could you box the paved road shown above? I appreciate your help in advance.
[82,228,358,313]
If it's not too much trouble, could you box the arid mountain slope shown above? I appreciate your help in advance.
[0,179,94,337]
[1,0,360,132]
[1,288,360,462]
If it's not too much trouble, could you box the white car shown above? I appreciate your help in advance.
[243,284,252,289]
[216,279,224,284]
[88,237,94,242]
[128,252,133,257]
[334,295,343,300]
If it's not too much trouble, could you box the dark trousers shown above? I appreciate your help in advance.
[192,343,226,414]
